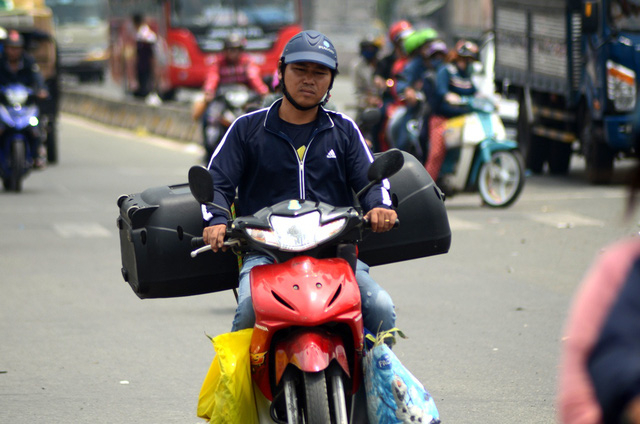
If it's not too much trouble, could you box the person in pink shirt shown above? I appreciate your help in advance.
[557,138,640,423]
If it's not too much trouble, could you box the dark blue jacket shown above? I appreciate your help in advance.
[588,257,640,424]
[204,98,392,225]
[432,63,476,118]
[0,53,46,92]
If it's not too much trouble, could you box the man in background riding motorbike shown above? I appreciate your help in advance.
[425,40,479,182]
[352,34,384,151]
[201,30,398,340]
[374,19,414,99]
[202,33,269,104]
[196,33,269,160]
[372,20,414,151]
[390,28,440,161]
[0,30,48,168]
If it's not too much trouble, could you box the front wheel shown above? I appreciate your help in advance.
[478,150,525,207]
[302,371,332,424]
[282,369,339,424]
[8,140,26,192]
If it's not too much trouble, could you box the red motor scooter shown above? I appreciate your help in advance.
[189,150,405,423]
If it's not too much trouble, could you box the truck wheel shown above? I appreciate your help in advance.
[548,141,572,175]
[526,135,548,174]
[585,140,614,184]
[581,110,613,184]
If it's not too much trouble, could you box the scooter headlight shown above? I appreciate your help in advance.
[225,90,250,109]
[245,212,347,252]
[6,88,28,106]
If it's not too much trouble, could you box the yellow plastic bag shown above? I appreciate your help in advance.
[197,328,258,423]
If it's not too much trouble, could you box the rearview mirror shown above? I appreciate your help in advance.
[357,149,404,199]
[367,148,404,182]
[188,165,214,205]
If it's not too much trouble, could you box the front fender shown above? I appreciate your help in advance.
[469,138,519,187]
[274,328,351,386]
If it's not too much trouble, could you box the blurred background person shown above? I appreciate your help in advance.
[373,19,414,152]
[195,33,268,161]
[352,34,384,150]
[0,29,48,168]
[557,116,640,424]
[425,39,479,183]
[131,13,157,100]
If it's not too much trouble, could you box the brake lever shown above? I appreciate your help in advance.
[190,239,242,258]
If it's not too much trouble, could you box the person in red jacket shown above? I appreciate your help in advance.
[202,33,268,103]
[198,33,269,159]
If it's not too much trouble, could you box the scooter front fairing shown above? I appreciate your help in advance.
[249,255,364,400]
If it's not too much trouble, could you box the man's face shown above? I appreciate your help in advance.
[224,47,242,64]
[5,45,22,61]
[456,57,475,72]
[281,61,332,108]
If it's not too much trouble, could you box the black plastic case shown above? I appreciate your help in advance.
[116,152,450,298]
[117,184,239,299]
[358,151,451,266]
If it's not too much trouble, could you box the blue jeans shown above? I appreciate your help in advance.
[231,254,396,335]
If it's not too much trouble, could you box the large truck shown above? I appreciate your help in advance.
[493,0,638,183]
[45,0,108,82]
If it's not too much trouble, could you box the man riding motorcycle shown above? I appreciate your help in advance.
[198,33,269,160]
[0,30,48,168]
[425,39,479,180]
[201,30,398,339]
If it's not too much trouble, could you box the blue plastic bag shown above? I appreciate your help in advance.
[363,329,441,424]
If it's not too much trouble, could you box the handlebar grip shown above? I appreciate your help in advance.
[191,237,206,248]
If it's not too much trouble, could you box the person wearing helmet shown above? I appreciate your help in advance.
[197,33,269,159]
[201,33,268,104]
[0,29,48,168]
[202,30,397,338]
[425,39,479,181]
[373,20,414,105]
[387,29,441,160]
[352,34,384,150]
[395,28,440,105]
[375,19,413,85]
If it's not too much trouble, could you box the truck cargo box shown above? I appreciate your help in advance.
[493,0,582,97]
[116,153,451,298]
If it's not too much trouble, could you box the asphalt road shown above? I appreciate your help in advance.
[1,114,637,423]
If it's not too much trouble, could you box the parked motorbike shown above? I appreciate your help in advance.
[203,84,262,160]
[0,84,41,192]
[189,150,405,423]
[438,96,524,207]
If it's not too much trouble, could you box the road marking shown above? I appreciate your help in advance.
[53,222,111,238]
[448,216,483,230]
[527,211,605,228]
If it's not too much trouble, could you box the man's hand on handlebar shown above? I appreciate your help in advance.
[203,224,227,252]
[364,207,397,233]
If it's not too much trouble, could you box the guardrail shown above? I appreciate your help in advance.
[60,88,201,143]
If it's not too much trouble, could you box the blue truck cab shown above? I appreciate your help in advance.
[494,0,640,183]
